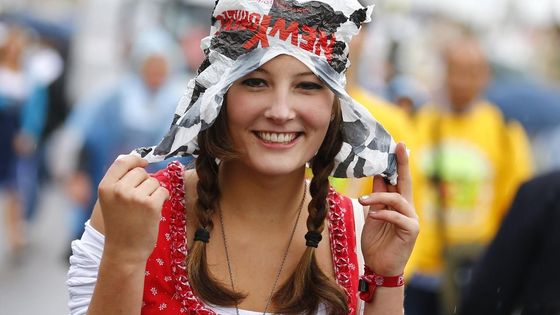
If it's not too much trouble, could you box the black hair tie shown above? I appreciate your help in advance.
[305,231,323,248]
[194,228,210,243]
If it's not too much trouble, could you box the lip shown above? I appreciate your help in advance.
[252,131,302,148]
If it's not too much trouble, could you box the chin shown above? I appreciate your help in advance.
[249,158,306,177]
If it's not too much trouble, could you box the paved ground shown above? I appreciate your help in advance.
[0,184,72,315]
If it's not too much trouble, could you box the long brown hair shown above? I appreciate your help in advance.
[186,98,348,314]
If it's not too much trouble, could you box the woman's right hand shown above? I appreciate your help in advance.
[97,155,169,264]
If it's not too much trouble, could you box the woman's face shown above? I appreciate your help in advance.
[225,54,336,176]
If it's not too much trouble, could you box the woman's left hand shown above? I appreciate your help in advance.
[359,142,419,276]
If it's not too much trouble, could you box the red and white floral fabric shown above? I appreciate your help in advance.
[142,161,360,314]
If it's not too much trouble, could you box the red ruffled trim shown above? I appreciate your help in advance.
[162,161,215,314]
[149,162,359,314]
[327,187,360,315]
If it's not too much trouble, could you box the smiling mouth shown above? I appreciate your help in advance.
[255,131,300,144]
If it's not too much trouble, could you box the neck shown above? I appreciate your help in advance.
[449,99,476,114]
[218,161,307,225]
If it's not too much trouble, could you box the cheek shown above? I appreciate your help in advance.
[226,92,252,125]
[225,92,263,148]
[306,111,330,130]
[301,98,334,129]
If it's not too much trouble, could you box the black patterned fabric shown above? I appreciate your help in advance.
[135,0,398,184]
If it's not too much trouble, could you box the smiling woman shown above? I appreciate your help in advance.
[66,1,419,315]
[190,55,348,313]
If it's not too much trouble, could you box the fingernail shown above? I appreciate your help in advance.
[116,154,127,161]
[360,195,370,200]
[368,210,378,215]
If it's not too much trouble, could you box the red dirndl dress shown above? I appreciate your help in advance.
[142,161,360,314]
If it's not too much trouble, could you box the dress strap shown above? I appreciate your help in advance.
[144,161,215,314]
[327,187,360,315]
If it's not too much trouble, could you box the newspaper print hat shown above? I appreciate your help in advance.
[135,0,398,183]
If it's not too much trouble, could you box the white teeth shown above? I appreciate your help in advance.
[258,132,296,144]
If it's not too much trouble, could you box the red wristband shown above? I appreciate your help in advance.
[358,266,405,303]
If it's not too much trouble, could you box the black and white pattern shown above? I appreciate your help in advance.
[135,0,398,184]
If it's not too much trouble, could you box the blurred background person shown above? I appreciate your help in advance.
[460,170,560,315]
[406,35,534,315]
[0,23,48,256]
[385,73,429,116]
[57,27,187,249]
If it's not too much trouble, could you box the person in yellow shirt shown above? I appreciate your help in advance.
[406,36,533,315]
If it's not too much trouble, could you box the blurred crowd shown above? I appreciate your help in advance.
[1,0,560,314]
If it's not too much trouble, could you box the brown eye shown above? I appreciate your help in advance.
[298,82,324,90]
[242,78,267,88]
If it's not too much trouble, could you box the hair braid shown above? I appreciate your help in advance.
[273,99,348,315]
[186,126,245,306]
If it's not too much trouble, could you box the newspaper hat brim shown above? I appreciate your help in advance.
[135,0,398,184]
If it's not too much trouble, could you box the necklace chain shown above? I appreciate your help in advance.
[218,182,307,315]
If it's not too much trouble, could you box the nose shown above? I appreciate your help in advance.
[263,90,296,123]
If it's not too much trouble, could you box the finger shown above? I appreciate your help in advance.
[362,192,417,219]
[373,175,388,193]
[387,180,398,193]
[365,175,391,211]
[359,194,384,211]
[395,142,413,201]
[135,177,162,196]
[360,200,386,212]
[102,155,148,184]
[150,186,170,206]
[118,167,150,189]
[367,209,419,236]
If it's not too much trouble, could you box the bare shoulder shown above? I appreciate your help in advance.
[183,168,199,232]
[183,168,198,199]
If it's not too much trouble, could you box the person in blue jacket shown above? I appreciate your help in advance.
[61,27,188,244]
[0,24,48,255]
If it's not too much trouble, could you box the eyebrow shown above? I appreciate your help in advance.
[254,68,315,78]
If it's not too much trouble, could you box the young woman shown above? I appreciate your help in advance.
[68,1,419,314]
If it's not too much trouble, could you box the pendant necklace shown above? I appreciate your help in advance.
[218,182,307,315]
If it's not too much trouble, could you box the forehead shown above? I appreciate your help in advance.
[446,42,486,69]
[256,54,313,73]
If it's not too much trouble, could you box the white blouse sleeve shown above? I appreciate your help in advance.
[351,198,366,315]
[351,198,365,271]
[67,220,105,315]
